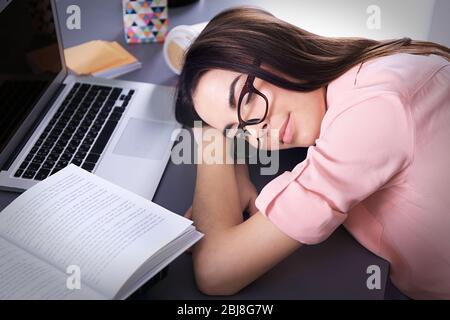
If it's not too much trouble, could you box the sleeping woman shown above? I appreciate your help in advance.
[174,6,450,299]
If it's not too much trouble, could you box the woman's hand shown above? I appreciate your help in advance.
[184,163,258,219]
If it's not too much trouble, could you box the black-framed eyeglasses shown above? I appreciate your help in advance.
[234,74,269,141]
[227,74,269,160]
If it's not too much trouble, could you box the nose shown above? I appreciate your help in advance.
[243,96,270,137]
[253,122,268,137]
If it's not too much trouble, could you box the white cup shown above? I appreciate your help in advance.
[163,22,208,74]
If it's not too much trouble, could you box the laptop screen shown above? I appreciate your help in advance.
[0,0,63,155]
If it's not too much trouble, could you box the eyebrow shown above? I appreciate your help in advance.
[223,75,241,136]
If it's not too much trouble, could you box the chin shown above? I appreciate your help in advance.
[293,132,318,148]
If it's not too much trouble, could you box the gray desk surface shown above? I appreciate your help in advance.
[0,0,409,299]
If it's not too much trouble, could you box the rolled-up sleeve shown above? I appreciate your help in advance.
[255,94,413,244]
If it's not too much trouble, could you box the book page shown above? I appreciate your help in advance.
[0,237,105,300]
[92,61,142,79]
[116,226,203,299]
[0,165,193,298]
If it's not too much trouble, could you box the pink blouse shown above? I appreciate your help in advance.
[255,53,450,299]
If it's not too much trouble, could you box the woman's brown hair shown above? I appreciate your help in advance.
[175,6,450,127]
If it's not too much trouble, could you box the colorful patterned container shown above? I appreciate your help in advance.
[123,0,168,44]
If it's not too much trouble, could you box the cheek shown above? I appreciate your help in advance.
[295,108,323,146]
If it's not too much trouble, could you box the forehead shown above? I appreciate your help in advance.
[193,69,240,129]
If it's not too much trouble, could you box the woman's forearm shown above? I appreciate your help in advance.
[192,162,243,234]
[191,130,244,233]
[191,136,246,293]
[193,161,256,295]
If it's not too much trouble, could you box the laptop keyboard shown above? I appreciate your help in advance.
[14,82,135,181]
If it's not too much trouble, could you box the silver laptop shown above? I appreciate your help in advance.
[0,0,181,199]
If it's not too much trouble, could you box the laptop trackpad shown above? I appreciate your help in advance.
[113,118,176,160]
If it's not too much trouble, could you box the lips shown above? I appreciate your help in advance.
[279,112,294,144]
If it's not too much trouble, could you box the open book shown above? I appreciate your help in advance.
[0,165,202,299]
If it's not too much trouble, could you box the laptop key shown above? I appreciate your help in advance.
[35,137,44,147]
[55,122,65,130]
[43,140,55,148]
[50,168,61,176]
[28,163,40,171]
[42,161,55,170]
[102,105,113,113]
[35,169,50,181]
[65,145,77,154]
[52,146,64,154]
[111,88,122,98]
[47,153,60,161]
[79,84,91,92]
[97,95,107,103]
[23,170,36,179]
[71,158,83,166]
[60,153,73,161]
[14,169,24,178]
[58,138,69,145]
[85,153,100,163]
[74,132,85,140]
[37,148,50,156]
[109,111,123,122]
[56,160,69,168]
[86,130,98,139]
[79,144,91,152]
[33,155,45,164]
[94,118,106,127]
[45,136,58,143]
[83,136,95,145]
[81,162,96,172]
[75,151,87,159]
[91,120,118,154]
[19,161,29,170]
